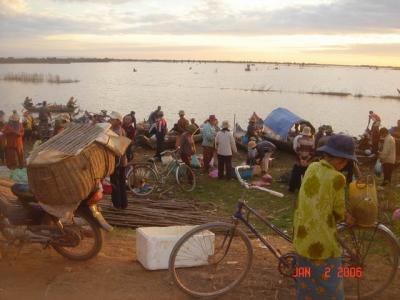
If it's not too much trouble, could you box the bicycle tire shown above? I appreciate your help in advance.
[169,222,253,298]
[126,164,158,196]
[175,163,196,192]
[337,224,399,299]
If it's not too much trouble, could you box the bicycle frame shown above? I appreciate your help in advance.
[150,155,181,183]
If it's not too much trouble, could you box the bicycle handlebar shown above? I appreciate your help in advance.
[234,165,284,198]
[160,148,179,157]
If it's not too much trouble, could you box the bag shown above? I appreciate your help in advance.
[191,155,201,169]
[348,176,378,226]
[374,159,382,176]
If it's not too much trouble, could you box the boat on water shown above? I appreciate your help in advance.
[244,64,251,71]
[23,102,79,114]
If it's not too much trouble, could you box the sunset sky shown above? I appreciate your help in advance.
[1,0,399,66]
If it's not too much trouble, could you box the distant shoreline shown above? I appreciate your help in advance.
[1,57,399,70]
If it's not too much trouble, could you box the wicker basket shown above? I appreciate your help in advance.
[27,143,115,206]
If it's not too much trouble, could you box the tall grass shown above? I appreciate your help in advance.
[2,72,79,84]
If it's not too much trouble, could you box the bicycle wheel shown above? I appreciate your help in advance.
[175,163,196,192]
[338,224,399,299]
[169,222,253,298]
[126,164,158,196]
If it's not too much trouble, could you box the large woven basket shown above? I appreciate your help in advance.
[27,143,115,206]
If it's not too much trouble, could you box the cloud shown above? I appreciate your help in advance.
[306,43,400,56]
[0,0,27,14]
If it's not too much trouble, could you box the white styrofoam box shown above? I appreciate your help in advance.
[136,225,215,271]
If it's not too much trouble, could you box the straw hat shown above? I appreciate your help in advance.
[301,126,312,136]
[109,111,123,122]
[248,140,257,149]
[221,120,230,129]
[178,110,185,116]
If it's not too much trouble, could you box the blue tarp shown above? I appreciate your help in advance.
[263,108,304,140]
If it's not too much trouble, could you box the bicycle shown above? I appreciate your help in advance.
[126,148,196,196]
[168,165,400,299]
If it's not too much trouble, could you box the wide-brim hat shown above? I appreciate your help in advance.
[222,120,230,129]
[208,115,217,122]
[109,111,123,123]
[317,134,357,161]
[248,140,257,149]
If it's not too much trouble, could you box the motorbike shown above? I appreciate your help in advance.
[0,181,112,261]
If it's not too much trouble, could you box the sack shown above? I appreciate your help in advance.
[374,159,382,176]
[348,176,378,226]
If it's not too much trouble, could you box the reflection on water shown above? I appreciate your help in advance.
[0,62,399,135]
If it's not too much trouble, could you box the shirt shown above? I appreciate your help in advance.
[379,134,396,164]
[215,129,237,156]
[293,160,346,260]
[201,122,216,148]
[176,117,189,134]
[369,113,381,123]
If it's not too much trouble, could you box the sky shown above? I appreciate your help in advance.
[1,0,400,66]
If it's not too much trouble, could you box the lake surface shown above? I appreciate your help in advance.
[1,61,400,135]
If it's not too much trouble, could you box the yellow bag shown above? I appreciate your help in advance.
[348,176,378,226]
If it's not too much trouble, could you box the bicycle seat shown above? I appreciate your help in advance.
[11,184,37,203]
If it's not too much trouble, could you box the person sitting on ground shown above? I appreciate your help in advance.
[379,127,396,186]
[215,121,237,180]
[148,106,161,125]
[289,126,315,193]
[109,111,128,209]
[294,134,356,300]
[247,140,276,175]
[190,118,199,130]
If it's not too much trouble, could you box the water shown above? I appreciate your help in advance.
[1,61,399,135]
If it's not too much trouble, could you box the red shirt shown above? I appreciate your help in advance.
[369,113,381,123]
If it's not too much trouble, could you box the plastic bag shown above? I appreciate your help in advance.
[374,159,382,176]
[10,168,28,184]
[348,176,378,226]
[191,155,201,169]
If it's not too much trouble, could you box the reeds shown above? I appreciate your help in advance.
[2,72,79,84]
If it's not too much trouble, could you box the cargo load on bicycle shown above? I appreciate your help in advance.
[27,123,131,217]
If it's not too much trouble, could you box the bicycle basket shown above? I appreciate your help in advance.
[348,176,378,226]
[161,155,174,165]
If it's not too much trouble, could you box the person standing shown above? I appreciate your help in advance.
[201,115,218,172]
[379,127,396,186]
[368,111,381,154]
[22,111,34,143]
[180,125,197,167]
[294,134,356,300]
[3,112,24,169]
[38,101,51,140]
[215,121,237,179]
[122,115,136,162]
[175,110,189,148]
[289,126,315,193]
[154,111,167,160]
[247,140,276,175]
[109,111,128,209]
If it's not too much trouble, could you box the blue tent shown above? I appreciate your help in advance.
[263,108,305,140]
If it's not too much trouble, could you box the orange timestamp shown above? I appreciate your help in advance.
[293,266,363,278]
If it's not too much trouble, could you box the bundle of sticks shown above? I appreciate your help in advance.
[99,195,218,228]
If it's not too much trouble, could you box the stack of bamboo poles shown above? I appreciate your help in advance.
[100,195,218,228]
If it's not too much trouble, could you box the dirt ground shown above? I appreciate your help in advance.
[1,230,400,300]
[0,231,297,300]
